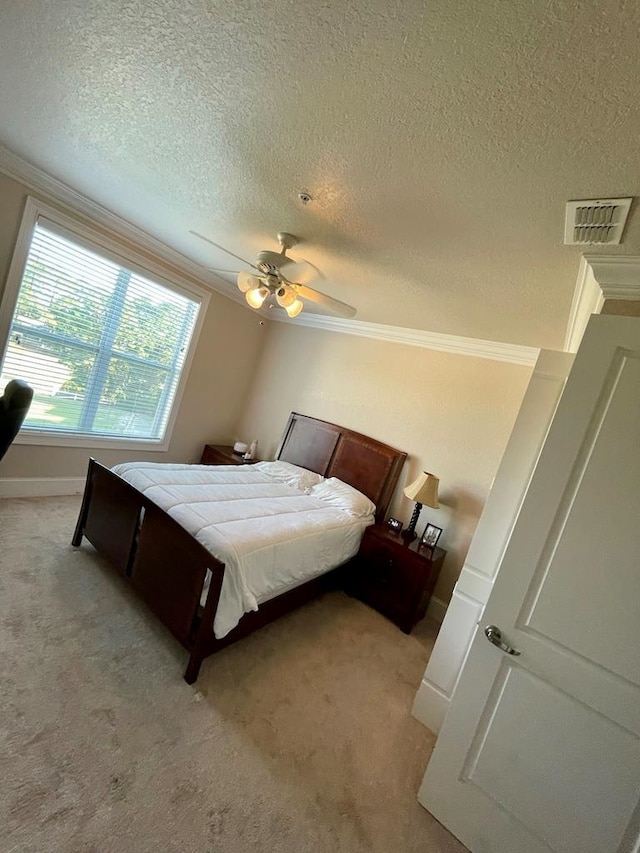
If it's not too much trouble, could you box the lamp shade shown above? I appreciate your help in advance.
[245,285,269,309]
[238,271,261,294]
[275,284,297,308]
[285,298,303,317]
[403,472,439,508]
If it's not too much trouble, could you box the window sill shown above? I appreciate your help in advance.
[14,431,169,452]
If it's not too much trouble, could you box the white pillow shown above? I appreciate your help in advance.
[308,477,376,518]
[254,460,325,492]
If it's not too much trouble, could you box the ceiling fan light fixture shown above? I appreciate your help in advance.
[245,285,269,309]
[275,284,297,308]
[285,298,304,318]
[238,271,260,293]
[227,231,356,319]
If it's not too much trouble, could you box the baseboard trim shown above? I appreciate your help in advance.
[411,679,450,734]
[0,477,85,498]
[426,595,447,624]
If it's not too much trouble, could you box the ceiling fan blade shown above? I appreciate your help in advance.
[295,284,357,318]
[189,231,257,270]
[278,258,321,286]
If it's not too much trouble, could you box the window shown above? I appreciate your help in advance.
[0,200,206,448]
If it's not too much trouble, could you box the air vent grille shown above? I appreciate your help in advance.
[564,198,632,245]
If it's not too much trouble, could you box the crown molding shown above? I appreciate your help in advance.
[274,313,539,365]
[564,254,640,352]
[583,254,640,298]
[564,256,605,352]
[0,144,538,367]
[0,144,241,302]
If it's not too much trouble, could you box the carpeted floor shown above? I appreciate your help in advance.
[1,496,466,853]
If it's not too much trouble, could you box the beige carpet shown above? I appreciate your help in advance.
[1,496,466,853]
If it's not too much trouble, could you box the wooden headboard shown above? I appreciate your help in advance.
[275,412,407,522]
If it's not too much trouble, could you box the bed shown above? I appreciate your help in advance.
[72,412,407,683]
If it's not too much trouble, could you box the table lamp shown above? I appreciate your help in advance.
[402,471,439,541]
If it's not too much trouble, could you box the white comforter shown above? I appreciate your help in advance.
[110,462,373,638]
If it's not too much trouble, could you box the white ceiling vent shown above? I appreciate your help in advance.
[564,197,633,245]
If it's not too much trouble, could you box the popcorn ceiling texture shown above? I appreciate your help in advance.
[0,0,639,347]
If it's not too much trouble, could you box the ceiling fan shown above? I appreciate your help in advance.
[192,231,356,319]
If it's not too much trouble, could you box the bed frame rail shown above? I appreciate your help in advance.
[72,457,141,574]
[73,458,224,683]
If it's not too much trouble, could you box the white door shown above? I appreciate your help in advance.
[419,314,640,853]
[412,349,574,734]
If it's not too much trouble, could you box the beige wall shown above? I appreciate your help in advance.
[0,172,267,477]
[237,323,532,603]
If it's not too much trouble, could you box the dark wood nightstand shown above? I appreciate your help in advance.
[200,444,259,465]
[346,524,446,633]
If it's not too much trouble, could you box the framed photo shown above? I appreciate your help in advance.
[386,517,403,533]
[421,523,442,549]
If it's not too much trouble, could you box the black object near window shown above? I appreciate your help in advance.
[0,379,34,461]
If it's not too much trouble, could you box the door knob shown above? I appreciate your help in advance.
[484,624,521,656]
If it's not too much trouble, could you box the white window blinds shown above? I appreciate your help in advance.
[0,221,200,441]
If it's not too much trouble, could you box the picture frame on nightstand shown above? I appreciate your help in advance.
[420,523,442,549]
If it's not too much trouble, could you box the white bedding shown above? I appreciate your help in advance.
[110,461,374,638]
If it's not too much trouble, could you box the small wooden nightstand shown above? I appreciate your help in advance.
[346,524,446,633]
[200,444,259,465]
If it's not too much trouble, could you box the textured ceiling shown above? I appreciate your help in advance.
[1,0,639,348]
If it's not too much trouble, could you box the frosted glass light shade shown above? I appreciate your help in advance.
[403,472,439,508]
[245,286,269,309]
[238,271,260,293]
[285,298,303,317]
[276,285,297,308]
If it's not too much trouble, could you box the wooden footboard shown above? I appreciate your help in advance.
[72,458,225,683]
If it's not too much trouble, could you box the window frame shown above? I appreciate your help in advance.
[0,196,209,451]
